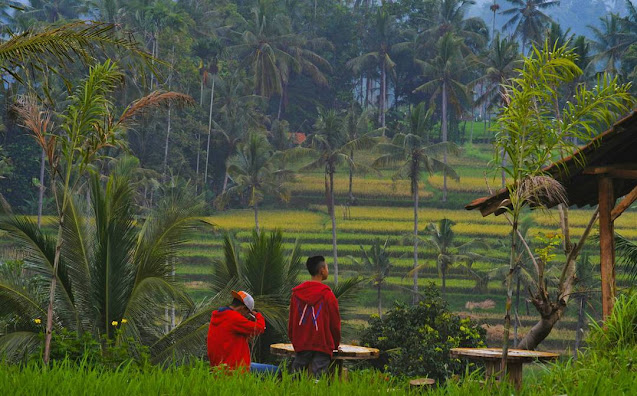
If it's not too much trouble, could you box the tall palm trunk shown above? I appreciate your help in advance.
[348,149,355,203]
[163,103,172,179]
[380,59,386,133]
[204,78,215,187]
[441,81,448,202]
[328,168,339,285]
[377,284,382,318]
[195,133,200,193]
[412,177,419,304]
[44,165,72,364]
[254,199,260,234]
[442,268,447,298]
[37,149,46,228]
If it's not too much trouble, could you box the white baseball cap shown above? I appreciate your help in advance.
[231,290,255,312]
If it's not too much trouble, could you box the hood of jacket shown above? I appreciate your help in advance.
[210,306,236,326]
[292,281,333,305]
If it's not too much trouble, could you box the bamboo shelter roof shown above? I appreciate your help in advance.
[466,110,637,216]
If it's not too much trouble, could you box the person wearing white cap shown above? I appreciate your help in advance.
[206,290,279,374]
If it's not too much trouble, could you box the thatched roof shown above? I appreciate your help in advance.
[466,110,637,217]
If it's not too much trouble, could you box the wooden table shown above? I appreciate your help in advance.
[270,343,379,378]
[450,348,559,389]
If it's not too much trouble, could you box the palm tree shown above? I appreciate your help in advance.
[211,73,265,193]
[343,102,379,203]
[232,0,331,104]
[347,6,399,130]
[373,103,458,302]
[0,171,200,361]
[13,61,192,364]
[417,219,488,298]
[588,13,631,77]
[350,238,392,318]
[616,233,637,282]
[0,20,153,87]
[501,0,559,54]
[293,108,376,285]
[414,32,469,202]
[471,33,521,112]
[217,132,293,233]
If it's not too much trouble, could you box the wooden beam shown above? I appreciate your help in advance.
[607,169,637,179]
[611,185,637,221]
[582,163,637,175]
[598,176,616,321]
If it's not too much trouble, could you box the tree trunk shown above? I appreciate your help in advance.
[348,149,355,203]
[163,103,171,179]
[195,133,200,193]
[513,272,521,347]
[329,169,339,286]
[501,215,518,372]
[37,149,46,228]
[573,294,586,359]
[204,78,215,187]
[254,201,260,234]
[380,60,386,133]
[517,304,564,350]
[442,269,446,298]
[171,259,175,330]
[412,180,419,304]
[441,81,448,202]
[365,74,372,108]
[377,285,382,318]
[200,75,205,106]
[222,170,229,193]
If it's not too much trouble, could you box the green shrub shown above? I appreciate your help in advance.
[587,290,637,353]
[39,329,150,369]
[359,284,486,381]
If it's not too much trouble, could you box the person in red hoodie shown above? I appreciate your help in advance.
[207,290,278,374]
[288,255,341,378]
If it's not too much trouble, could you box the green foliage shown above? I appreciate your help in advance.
[43,329,150,369]
[587,290,637,352]
[359,284,486,381]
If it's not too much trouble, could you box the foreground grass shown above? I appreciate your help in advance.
[1,346,634,395]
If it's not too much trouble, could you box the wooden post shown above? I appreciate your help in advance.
[598,176,616,320]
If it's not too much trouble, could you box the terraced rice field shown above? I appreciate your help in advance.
[1,144,634,352]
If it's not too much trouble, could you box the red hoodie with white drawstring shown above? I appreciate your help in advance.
[207,307,265,370]
[288,281,341,356]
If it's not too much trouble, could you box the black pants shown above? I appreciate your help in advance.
[291,351,331,378]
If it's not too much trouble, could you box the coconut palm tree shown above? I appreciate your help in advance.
[414,32,469,202]
[347,6,399,130]
[501,0,559,54]
[616,233,637,282]
[0,171,200,361]
[588,13,631,77]
[343,102,379,203]
[292,108,376,285]
[416,219,489,298]
[0,20,153,86]
[232,0,331,104]
[13,61,192,364]
[350,238,392,318]
[471,32,521,112]
[217,132,293,233]
[373,103,458,302]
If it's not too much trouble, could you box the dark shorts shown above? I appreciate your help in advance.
[291,351,331,378]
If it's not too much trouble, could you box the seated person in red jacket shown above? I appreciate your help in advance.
[207,290,277,374]
[288,256,341,378]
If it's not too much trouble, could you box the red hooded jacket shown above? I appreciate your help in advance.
[288,281,341,356]
[207,307,265,369]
